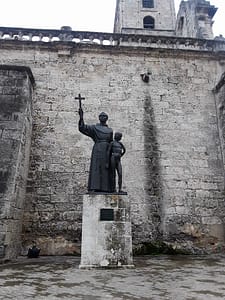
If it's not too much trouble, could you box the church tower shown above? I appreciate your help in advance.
[176,0,217,39]
[114,0,176,36]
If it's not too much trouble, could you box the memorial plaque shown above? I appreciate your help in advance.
[100,208,114,221]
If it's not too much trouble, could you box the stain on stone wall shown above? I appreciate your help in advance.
[134,94,162,244]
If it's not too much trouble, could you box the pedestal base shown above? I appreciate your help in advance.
[79,194,134,269]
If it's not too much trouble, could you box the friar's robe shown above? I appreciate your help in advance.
[79,122,113,192]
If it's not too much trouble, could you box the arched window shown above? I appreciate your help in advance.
[142,0,154,8]
[143,16,155,29]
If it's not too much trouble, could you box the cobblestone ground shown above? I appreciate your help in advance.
[0,255,225,300]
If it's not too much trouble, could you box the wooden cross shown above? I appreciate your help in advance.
[75,93,85,109]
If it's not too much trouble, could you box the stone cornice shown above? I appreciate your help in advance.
[0,26,225,54]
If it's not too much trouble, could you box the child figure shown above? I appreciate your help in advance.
[108,132,126,193]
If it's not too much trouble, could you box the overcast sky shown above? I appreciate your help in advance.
[0,0,224,37]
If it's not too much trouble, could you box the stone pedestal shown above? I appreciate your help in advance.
[79,194,134,269]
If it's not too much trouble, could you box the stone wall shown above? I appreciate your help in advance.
[0,66,33,260]
[0,37,224,255]
[214,72,225,189]
[159,63,225,253]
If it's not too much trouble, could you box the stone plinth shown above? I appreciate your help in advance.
[79,194,134,269]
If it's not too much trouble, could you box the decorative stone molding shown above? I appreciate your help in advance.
[0,27,225,52]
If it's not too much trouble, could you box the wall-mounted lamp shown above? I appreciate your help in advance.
[140,72,151,83]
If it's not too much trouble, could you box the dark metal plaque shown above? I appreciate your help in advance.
[100,209,114,221]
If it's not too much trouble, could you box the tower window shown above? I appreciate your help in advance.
[142,0,154,8]
[143,16,155,29]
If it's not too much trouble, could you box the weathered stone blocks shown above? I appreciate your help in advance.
[79,194,134,268]
[0,66,34,261]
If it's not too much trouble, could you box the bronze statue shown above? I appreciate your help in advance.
[77,94,126,194]
[107,132,126,193]
[78,102,113,193]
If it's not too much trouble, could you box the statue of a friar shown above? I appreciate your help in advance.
[78,102,114,193]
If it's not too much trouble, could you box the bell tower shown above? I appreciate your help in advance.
[114,0,176,36]
[176,0,217,39]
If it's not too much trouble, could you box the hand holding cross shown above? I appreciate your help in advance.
[75,93,85,120]
[75,93,85,110]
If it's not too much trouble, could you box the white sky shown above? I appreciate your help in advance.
[0,0,224,37]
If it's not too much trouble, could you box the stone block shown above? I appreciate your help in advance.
[0,245,5,257]
[79,194,134,269]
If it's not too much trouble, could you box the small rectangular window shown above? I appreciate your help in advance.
[143,0,154,8]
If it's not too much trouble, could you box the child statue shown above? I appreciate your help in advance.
[107,132,126,193]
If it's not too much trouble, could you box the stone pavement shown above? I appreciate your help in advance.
[0,255,225,300]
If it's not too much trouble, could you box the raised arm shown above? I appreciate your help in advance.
[78,108,96,139]
[78,107,84,127]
